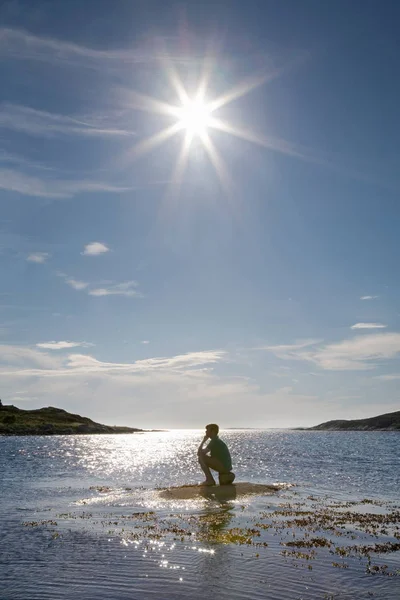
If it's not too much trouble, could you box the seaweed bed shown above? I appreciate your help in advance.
[23,487,400,580]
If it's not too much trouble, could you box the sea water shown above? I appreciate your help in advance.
[1,430,399,599]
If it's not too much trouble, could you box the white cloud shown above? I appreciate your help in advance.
[82,242,110,256]
[141,340,150,344]
[66,278,89,291]
[0,168,132,198]
[2,342,399,427]
[26,252,49,263]
[0,344,60,369]
[360,295,379,300]
[0,344,323,427]
[88,281,140,298]
[263,333,400,371]
[36,341,93,350]
[374,374,400,381]
[0,104,135,138]
[351,323,387,330]
[63,350,226,374]
[314,333,400,370]
[0,347,226,380]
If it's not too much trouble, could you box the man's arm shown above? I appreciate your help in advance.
[197,435,210,456]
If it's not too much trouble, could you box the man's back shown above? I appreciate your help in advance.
[207,436,232,472]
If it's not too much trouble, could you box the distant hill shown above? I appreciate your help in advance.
[0,403,144,436]
[307,410,400,431]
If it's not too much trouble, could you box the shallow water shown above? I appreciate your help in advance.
[1,430,399,599]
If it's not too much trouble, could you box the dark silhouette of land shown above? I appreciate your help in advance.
[0,402,145,435]
[302,410,400,431]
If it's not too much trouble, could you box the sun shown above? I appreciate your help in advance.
[176,98,211,136]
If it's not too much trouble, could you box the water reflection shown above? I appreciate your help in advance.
[196,506,235,541]
[199,485,237,504]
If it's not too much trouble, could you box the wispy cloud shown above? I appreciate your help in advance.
[0,304,49,312]
[263,333,400,371]
[0,346,226,377]
[0,29,396,198]
[0,27,201,73]
[1,28,387,212]
[3,342,396,428]
[88,281,140,298]
[360,295,379,301]
[65,278,89,291]
[36,341,94,350]
[0,344,60,369]
[26,252,50,263]
[351,323,387,330]
[141,340,150,344]
[0,345,271,427]
[374,374,400,381]
[0,168,132,198]
[0,149,53,171]
[257,339,321,359]
[0,104,135,138]
[65,350,225,374]
[82,242,110,256]
[0,27,152,69]
[57,272,141,298]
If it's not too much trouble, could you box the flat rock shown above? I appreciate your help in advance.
[159,482,282,501]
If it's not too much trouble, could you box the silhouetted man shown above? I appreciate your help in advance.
[197,423,235,486]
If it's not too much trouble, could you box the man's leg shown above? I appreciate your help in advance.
[198,451,216,485]
[204,457,235,485]
[198,454,227,485]
[205,457,235,485]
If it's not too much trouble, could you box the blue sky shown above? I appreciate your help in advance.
[1,0,399,428]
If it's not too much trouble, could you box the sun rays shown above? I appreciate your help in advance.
[122,56,289,194]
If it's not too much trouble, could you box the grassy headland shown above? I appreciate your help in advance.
[304,410,400,431]
[0,403,144,435]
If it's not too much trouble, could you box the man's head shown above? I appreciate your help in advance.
[206,423,219,438]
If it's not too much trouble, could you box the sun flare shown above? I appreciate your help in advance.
[124,59,274,195]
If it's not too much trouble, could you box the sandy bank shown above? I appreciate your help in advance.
[159,482,282,501]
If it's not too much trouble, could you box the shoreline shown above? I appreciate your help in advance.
[0,429,165,436]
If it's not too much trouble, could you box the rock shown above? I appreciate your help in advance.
[159,482,283,500]
[219,472,236,485]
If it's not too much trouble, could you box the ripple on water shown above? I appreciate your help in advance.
[1,431,399,599]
